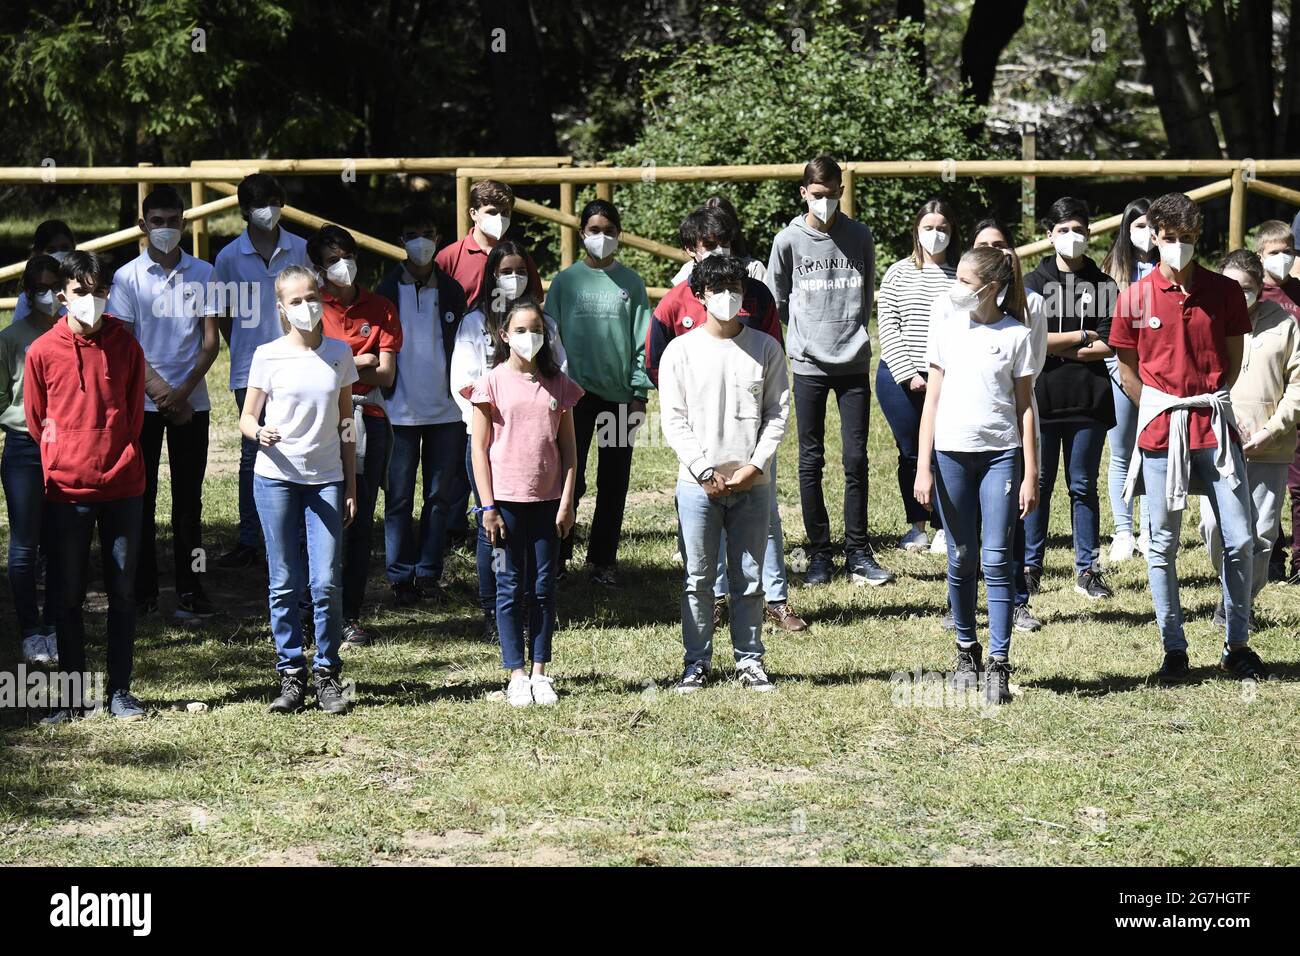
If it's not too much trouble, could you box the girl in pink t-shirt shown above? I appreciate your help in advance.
[464,299,582,707]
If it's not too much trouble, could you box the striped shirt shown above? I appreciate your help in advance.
[877,257,956,384]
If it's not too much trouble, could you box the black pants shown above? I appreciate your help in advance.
[138,410,209,602]
[793,372,871,556]
[343,415,390,621]
[562,393,635,568]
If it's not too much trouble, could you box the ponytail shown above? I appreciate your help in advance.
[961,245,1025,324]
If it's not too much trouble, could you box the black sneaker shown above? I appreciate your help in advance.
[217,543,260,569]
[1154,650,1191,685]
[590,565,620,588]
[392,579,422,608]
[482,609,499,643]
[1212,599,1227,628]
[954,642,984,688]
[1268,562,1288,583]
[1074,568,1113,600]
[847,549,895,587]
[736,660,776,692]
[984,658,1012,706]
[1013,603,1042,632]
[1221,645,1271,681]
[314,667,350,714]
[341,619,372,648]
[1024,567,1041,596]
[174,589,217,621]
[713,597,727,630]
[674,660,710,695]
[268,667,308,714]
[802,552,836,587]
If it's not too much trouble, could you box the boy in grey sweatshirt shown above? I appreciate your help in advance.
[767,155,893,588]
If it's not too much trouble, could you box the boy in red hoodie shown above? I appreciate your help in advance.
[24,251,147,721]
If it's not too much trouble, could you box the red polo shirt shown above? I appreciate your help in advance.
[434,231,544,305]
[1260,276,1300,321]
[320,287,403,417]
[1108,263,1251,451]
[646,277,783,385]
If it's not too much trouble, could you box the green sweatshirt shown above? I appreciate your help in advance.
[0,313,56,434]
[544,261,653,404]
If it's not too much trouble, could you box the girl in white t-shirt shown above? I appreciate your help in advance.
[239,265,359,716]
[915,246,1039,707]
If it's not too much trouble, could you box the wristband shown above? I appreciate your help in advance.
[473,504,497,515]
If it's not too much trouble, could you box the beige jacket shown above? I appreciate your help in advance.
[1233,300,1300,464]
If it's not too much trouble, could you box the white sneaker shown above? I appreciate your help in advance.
[1136,529,1150,557]
[898,527,929,553]
[43,631,59,665]
[929,529,948,555]
[22,634,52,666]
[671,550,684,565]
[530,674,558,706]
[506,674,534,707]
[1108,531,1135,564]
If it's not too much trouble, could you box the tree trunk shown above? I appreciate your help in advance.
[1131,0,1222,158]
[476,0,558,155]
[959,0,1029,107]
[896,0,926,78]
[1278,0,1300,155]
[1202,0,1275,158]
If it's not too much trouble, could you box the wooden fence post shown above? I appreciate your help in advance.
[1229,166,1246,250]
[1020,125,1036,241]
[559,181,575,268]
[191,180,209,260]
[136,162,153,252]
[841,168,856,219]
[456,175,470,240]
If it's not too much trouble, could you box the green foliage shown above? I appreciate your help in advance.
[607,18,996,285]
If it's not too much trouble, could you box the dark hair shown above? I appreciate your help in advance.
[22,254,61,293]
[469,179,514,211]
[472,239,532,314]
[1147,192,1203,236]
[58,250,105,292]
[398,200,438,235]
[972,217,1013,245]
[910,198,960,269]
[703,194,751,258]
[960,245,1026,325]
[688,254,747,299]
[236,173,285,212]
[1101,197,1152,289]
[32,219,75,255]
[1220,248,1264,287]
[306,223,358,267]
[490,297,561,378]
[141,186,185,217]
[678,206,734,251]
[803,155,842,188]
[579,199,620,232]
[1040,196,1091,233]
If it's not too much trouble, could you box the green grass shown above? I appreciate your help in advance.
[1,342,1298,867]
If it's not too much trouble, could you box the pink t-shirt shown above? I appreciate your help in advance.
[462,364,584,502]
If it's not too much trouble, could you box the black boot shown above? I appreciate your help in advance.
[268,667,308,714]
[482,608,499,643]
[314,667,350,715]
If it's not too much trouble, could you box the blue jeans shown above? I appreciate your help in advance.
[934,449,1018,660]
[2,429,59,637]
[495,499,560,670]
[384,422,462,584]
[50,495,142,693]
[254,475,344,672]
[876,363,941,528]
[1025,420,1106,575]
[677,479,768,667]
[1142,447,1254,651]
[343,415,389,620]
[233,388,263,548]
[1105,358,1148,538]
[713,460,788,603]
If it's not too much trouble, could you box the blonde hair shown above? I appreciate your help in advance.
[961,245,1026,324]
[1253,219,1293,252]
[274,264,320,334]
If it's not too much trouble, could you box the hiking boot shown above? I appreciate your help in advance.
[713,597,727,630]
[314,667,350,714]
[1221,645,1271,681]
[954,641,984,681]
[1154,650,1191,686]
[765,601,808,632]
[984,658,1012,706]
[268,667,308,714]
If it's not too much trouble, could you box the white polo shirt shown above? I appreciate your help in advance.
[107,248,219,413]
[213,227,310,391]
[386,277,461,427]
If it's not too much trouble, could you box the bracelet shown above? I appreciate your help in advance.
[472,504,497,514]
[254,426,263,443]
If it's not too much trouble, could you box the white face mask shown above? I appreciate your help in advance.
[706,290,743,321]
[325,258,357,287]
[583,232,619,260]
[807,196,838,223]
[33,290,58,315]
[1129,225,1153,253]
[404,237,435,267]
[918,227,950,255]
[496,274,528,301]
[699,245,731,261]
[1052,230,1088,259]
[947,280,987,312]
[1243,288,1259,308]
[67,294,106,327]
[284,299,323,332]
[477,213,509,241]
[1263,251,1295,281]
[1159,241,1195,272]
[50,250,70,264]
[508,330,544,362]
[249,205,281,231]
[148,227,182,254]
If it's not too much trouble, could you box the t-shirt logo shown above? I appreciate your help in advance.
[444,311,456,324]
[360,323,371,337]
[682,317,694,329]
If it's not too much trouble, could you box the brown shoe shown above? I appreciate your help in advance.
[712,597,727,629]
[765,601,809,632]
